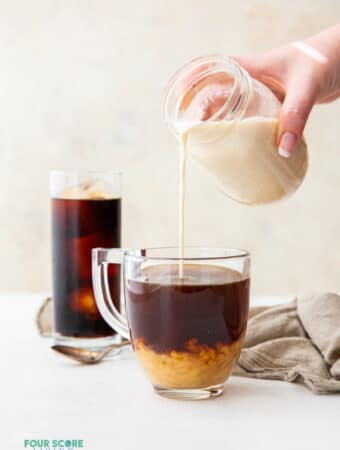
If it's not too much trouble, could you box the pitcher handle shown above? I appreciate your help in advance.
[92,248,130,340]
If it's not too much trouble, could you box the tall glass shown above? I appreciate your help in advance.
[50,170,122,350]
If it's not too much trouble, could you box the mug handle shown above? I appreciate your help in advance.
[92,248,130,340]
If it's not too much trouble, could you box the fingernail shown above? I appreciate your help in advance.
[278,131,297,158]
[278,147,291,158]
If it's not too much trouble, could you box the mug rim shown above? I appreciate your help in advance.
[124,246,250,261]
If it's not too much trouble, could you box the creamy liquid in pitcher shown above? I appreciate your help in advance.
[184,117,308,205]
[177,117,308,275]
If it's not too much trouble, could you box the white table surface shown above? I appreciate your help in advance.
[1,294,339,450]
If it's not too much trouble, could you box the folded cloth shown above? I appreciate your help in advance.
[36,297,52,337]
[233,293,340,394]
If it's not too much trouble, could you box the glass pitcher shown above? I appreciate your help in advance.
[162,55,308,205]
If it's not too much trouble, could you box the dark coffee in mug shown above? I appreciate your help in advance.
[52,197,121,338]
[125,264,249,388]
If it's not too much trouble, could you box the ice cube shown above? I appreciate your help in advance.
[61,180,109,200]
[71,287,101,317]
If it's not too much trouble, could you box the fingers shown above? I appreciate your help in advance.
[277,81,317,157]
[234,53,317,158]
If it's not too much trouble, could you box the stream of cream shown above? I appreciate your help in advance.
[178,132,188,279]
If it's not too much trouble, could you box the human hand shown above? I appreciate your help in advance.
[234,24,340,157]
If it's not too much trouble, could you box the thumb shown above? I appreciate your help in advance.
[232,55,268,81]
[232,55,285,100]
[278,81,316,157]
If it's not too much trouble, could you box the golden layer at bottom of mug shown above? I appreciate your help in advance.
[134,333,245,389]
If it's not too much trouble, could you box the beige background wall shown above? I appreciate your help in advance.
[1,0,339,294]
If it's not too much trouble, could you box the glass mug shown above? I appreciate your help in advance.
[50,170,122,351]
[92,247,250,400]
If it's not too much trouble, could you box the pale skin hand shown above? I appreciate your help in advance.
[233,24,340,157]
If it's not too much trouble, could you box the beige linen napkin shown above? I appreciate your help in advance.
[37,294,340,393]
[234,293,340,394]
[36,298,53,337]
